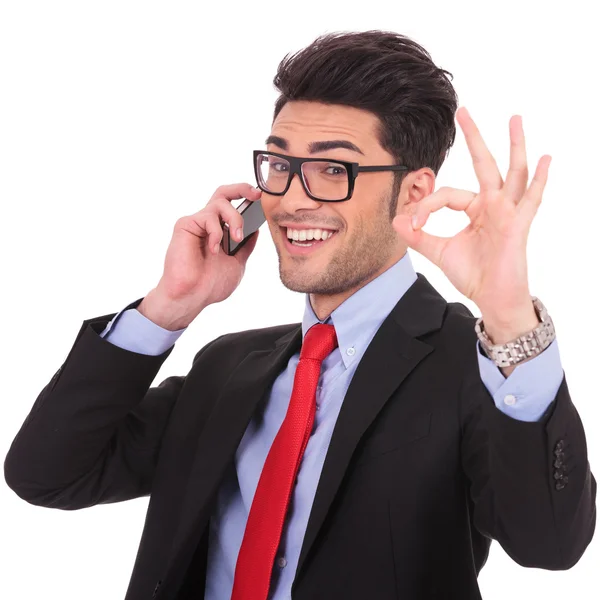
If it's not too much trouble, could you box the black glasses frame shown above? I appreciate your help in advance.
[253,150,409,202]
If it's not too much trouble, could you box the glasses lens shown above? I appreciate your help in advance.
[255,153,350,200]
[256,153,290,194]
[302,161,349,201]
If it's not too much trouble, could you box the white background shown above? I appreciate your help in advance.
[1,1,598,598]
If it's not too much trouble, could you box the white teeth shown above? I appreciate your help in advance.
[286,227,335,241]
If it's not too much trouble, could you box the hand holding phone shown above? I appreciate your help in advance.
[221,197,267,256]
[137,183,263,331]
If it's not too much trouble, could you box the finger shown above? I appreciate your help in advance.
[204,213,225,255]
[215,200,246,242]
[517,155,552,223]
[503,115,529,204]
[456,106,503,192]
[392,214,451,269]
[234,229,260,265]
[413,187,477,229]
[209,183,261,205]
[175,213,224,255]
[191,200,245,244]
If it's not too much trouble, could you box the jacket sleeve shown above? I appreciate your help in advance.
[3,300,215,510]
[460,353,597,570]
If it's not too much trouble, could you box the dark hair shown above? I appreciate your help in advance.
[272,30,459,217]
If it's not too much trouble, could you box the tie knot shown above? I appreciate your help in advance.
[300,323,338,362]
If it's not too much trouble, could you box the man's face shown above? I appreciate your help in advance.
[260,100,404,296]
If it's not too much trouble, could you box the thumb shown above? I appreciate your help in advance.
[392,213,449,269]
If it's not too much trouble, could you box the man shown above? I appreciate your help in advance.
[4,30,596,600]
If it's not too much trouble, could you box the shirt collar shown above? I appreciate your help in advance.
[301,250,418,368]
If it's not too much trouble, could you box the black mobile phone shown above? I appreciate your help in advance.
[221,198,266,256]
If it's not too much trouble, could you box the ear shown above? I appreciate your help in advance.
[397,168,436,218]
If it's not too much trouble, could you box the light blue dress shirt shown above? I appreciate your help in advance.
[99,251,563,599]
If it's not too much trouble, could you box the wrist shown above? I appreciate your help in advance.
[481,303,539,345]
[138,288,204,331]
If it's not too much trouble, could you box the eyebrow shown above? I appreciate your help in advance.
[265,135,364,155]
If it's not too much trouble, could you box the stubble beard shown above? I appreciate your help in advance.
[277,194,398,296]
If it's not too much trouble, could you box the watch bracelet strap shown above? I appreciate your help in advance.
[475,297,556,367]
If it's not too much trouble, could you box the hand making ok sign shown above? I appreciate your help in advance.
[393,106,552,340]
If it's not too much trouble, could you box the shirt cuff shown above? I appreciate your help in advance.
[476,337,563,422]
[101,303,187,356]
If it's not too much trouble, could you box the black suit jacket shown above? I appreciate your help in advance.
[4,273,597,599]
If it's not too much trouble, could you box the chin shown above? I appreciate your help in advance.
[278,269,314,294]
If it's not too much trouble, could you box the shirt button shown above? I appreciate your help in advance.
[503,394,517,406]
[346,347,356,356]
[277,556,287,568]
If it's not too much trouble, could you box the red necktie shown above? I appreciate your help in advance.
[230,323,338,600]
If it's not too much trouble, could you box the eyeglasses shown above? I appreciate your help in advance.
[253,150,409,202]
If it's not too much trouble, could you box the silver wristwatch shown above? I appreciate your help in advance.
[475,296,556,367]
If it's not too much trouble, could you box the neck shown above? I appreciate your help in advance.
[309,248,407,321]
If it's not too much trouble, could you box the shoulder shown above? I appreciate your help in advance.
[436,300,481,371]
[443,301,477,334]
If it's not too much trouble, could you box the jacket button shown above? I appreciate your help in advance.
[556,481,565,490]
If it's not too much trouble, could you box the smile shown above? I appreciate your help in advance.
[280,226,338,256]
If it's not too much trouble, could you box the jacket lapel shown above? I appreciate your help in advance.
[293,272,447,589]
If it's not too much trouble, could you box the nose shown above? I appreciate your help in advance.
[280,172,322,213]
